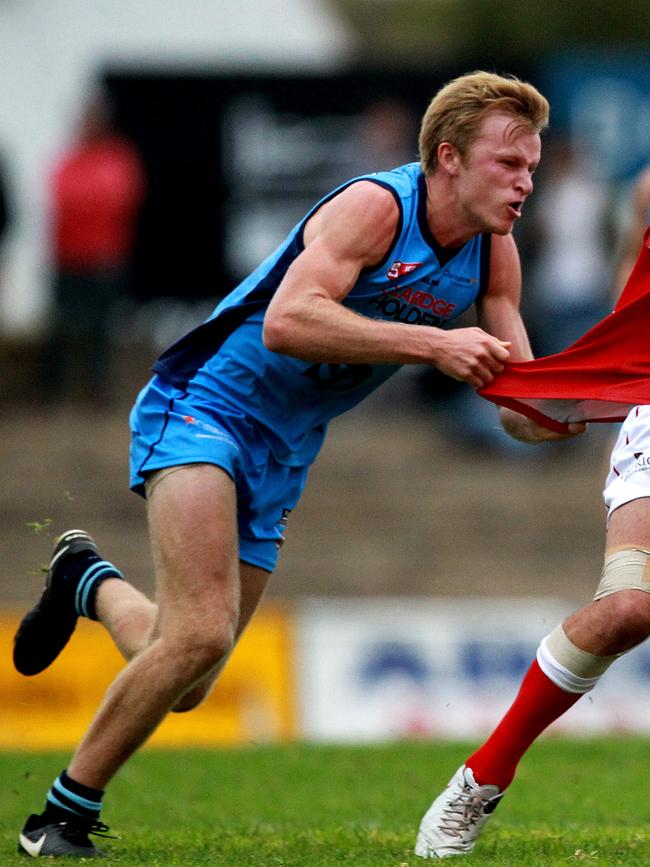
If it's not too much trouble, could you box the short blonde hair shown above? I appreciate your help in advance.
[419,71,549,174]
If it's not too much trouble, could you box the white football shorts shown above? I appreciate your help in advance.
[603,405,650,518]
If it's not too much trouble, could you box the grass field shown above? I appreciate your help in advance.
[1,739,649,865]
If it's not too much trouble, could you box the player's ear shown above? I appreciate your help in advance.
[438,142,460,176]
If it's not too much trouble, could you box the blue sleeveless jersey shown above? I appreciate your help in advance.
[152,162,491,465]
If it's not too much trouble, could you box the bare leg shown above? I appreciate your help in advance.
[564,498,650,655]
[461,497,650,795]
[171,562,270,712]
[93,542,269,709]
[95,558,268,679]
[66,464,262,789]
[95,580,156,660]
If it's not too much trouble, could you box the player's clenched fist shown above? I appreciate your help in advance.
[430,327,511,388]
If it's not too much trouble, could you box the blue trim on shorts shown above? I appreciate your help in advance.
[135,391,181,487]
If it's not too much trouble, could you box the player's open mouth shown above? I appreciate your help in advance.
[507,202,522,218]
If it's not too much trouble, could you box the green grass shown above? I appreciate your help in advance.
[2,739,650,865]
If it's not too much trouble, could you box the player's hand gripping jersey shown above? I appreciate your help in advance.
[479,227,650,431]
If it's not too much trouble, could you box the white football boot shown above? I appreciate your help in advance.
[415,765,503,858]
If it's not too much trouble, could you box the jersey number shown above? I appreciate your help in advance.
[302,362,373,391]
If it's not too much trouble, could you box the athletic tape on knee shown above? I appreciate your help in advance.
[537,625,616,694]
[593,546,650,600]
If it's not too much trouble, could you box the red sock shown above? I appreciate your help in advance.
[466,659,583,791]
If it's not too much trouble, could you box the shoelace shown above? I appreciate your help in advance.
[438,790,488,838]
[88,820,119,840]
[59,819,119,843]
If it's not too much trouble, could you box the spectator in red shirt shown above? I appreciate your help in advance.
[42,91,145,404]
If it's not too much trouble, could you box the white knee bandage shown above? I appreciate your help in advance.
[593,546,650,600]
[537,625,617,694]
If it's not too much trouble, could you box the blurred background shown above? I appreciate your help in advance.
[2,0,650,747]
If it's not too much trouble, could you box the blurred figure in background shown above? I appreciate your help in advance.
[355,97,418,172]
[526,137,613,357]
[0,145,11,291]
[615,163,650,293]
[40,90,145,405]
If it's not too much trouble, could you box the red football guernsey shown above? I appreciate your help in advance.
[478,227,650,433]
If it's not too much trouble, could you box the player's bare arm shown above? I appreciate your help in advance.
[263,182,510,387]
[477,233,586,443]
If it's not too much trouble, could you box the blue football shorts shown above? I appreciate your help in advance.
[129,375,310,572]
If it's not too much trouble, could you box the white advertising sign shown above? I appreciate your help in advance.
[295,598,650,740]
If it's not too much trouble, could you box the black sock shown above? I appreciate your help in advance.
[70,555,124,621]
[43,769,104,821]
